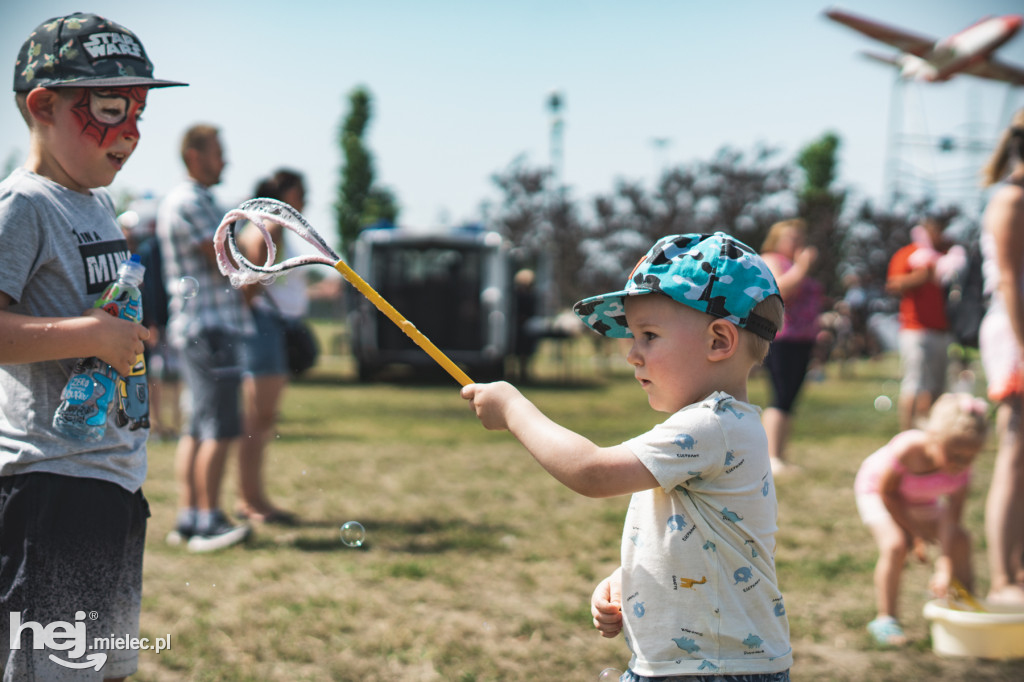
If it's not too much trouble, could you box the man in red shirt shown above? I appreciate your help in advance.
[886,216,952,429]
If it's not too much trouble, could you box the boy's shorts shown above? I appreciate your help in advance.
[0,472,149,680]
[180,328,244,440]
[898,329,949,397]
[620,670,790,682]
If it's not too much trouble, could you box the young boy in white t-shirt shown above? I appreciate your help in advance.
[463,232,792,680]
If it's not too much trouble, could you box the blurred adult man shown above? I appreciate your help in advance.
[157,124,253,552]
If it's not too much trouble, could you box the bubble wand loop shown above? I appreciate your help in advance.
[213,198,473,387]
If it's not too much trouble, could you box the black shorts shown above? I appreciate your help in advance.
[763,340,815,413]
[0,472,149,680]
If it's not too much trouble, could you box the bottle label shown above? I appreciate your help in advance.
[54,259,146,440]
[61,375,94,404]
[98,288,142,323]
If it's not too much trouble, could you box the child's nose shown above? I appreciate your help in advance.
[626,341,642,366]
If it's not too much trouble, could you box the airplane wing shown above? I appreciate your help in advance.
[963,57,1024,85]
[825,7,935,57]
[861,51,903,68]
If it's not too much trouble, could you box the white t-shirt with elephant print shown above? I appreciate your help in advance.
[620,392,792,676]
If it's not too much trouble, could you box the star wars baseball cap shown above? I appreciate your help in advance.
[573,232,782,341]
[14,13,187,92]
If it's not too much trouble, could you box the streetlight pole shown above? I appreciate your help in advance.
[547,89,565,188]
[542,89,565,317]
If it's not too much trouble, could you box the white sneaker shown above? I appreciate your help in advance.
[165,528,190,546]
[165,519,195,546]
[186,511,251,553]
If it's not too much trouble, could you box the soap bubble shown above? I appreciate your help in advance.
[178,276,200,300]
[874,395,893,411]
[598,669,623,681]
[340,521,365,548]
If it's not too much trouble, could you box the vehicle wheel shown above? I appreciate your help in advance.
[357,360,378,382]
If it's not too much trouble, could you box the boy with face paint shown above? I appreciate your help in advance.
[0,13,184,681]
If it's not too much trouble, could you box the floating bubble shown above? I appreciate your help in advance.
[340,521,366,548]
[874,395,893,411]
[178,276,200,299]
[598,669,623,681]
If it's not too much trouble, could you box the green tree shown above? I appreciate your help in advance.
[487,134,973,322]
[336,86,399,255]
[489,157,589,310]
[796,132,847,298]
[490,145,794,310]
[581,145,793,298]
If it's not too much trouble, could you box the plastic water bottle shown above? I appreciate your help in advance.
[53,255,147,440]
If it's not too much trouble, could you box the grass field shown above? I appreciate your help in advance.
[133,329,1024,681]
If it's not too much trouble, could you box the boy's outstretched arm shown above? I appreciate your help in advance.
[0,294,147,376]
[591,567,623,639]
[461,381,658,497]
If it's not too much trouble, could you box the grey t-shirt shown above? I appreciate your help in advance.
[0,168,147,492]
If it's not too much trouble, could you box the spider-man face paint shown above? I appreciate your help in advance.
[70,87,148,147]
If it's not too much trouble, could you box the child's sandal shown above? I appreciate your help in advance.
[867,616,907,646]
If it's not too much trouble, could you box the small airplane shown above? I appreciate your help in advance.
[824,7,1024,85]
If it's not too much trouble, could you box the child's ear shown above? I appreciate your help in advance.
[25,87,58,125]
[707,318,739,361]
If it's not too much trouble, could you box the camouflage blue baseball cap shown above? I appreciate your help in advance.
[573,232,782,340]
[14,13,187,92]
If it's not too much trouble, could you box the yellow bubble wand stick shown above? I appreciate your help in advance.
[948,578,986,612]
[213,198,473,387]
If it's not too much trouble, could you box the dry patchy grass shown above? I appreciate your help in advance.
[133,338,1024,681]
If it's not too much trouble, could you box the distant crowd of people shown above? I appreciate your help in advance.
[755,110,1024,649]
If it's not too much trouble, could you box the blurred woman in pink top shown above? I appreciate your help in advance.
[760,219,823,475]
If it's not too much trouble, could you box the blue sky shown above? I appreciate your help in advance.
[3,1,1024,238]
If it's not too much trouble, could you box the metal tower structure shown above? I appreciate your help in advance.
[883,78,1021,213]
